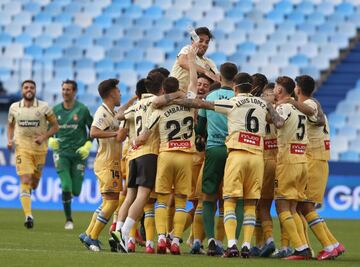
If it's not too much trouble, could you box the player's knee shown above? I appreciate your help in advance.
[30,179,39,190]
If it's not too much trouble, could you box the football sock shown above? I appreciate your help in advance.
[224,200,237,246]
[203,200,215,239]
[166,204,175,233]
[121,217,136,238]
[322,221,338,245]
[280,221,290,248]
[292,212,308,245]
[305,211,333,249]
[262,220,273,244]
[85,204,102,235]
[173,196,187,239]
[184,210,193,231]
[20,183,32,217]
[90,199,118,240]
[193,202,205,241]
[155,194,169,235]
[129,221,138,240]
[215,208,225,243]
[278,211,305,250]
[144,203,155,243]
[255,218,263,247]
[301,213,311,248]
[242,205,256,246]
[235,199,244,239]
[62,191,72,221]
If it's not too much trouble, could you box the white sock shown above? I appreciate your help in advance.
[324,245,334,252]
[216,240,223,248]
[295,244,309,251]
[116,221,124,231]
[158,234,166,242]
[121,217,136,237]
[334,242,339,248]
[208,238,215,246]
[172,237,180,246]
[228,239,237,248]
[146,240,154,248]
[128,237,135,243]
[266,237,274,245]
[242,242,251,249]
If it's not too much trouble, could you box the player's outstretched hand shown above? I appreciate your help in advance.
[76,140,92,160]
[34,134,46,145]
[48,137,59,150]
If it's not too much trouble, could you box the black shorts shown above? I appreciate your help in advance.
[128,154,158,189]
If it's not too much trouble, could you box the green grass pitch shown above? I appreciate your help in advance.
[0,208,359,267]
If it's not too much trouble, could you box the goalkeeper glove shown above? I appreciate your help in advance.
[48,137,59,150]
[76,140,92,160]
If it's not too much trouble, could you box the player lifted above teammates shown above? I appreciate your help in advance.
[7,80,59,228]
[49,80,93,230]
[171,27,219,92]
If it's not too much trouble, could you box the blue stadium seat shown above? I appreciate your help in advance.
[85,46,105,61]
[328,113,346,128]
[234,0,253,13]
[34,13,53,24]
[154,0,172,9]
[115,61,135,72]
[228,52,247,65]
[135,39,154,50]
[296,1,314,15]
[336,2,354,17]
[297,22,316,35]
[155,39,175,53]
[287,11,305,24]
[94,37,113,50]
[64,25,83,38]
[337,126,358,140]
[310,33,329,46]
[44,46,63,60]
[13,12,32,26]
[315,1,334,15]
[277,21,296,34]
[209,52,227,64]
[95,59,114,72]
[135,61,156,76]
[23,2,41,13]
[0,67,11,80]
[145,6,163,20]
[34,35,53,48]
[300,66,320,80]
[54,58,73,68]
[237,42,257,56]
[339,151,359,162]
[154,17,173,31]
[145,28,165,42]
[106,47,125,61]
[270,55,289,68]
[0,33,12,46]
[230,29,246,43]
[84,25,104,39]
[165,29,185,42]
[299,43,318,58]
[307,12,325,26]
[349,139,360,152]
[75,58,94,69]
[25,45,43,60]
[124,49,144,62]
[124,5,143,19]
[75,36,94,49]
[330,34,349,50]
[266,10,285,24]
[331,136,349,153]
[145,48,165,64]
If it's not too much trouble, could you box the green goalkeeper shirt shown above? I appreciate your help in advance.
[53,100,93,156]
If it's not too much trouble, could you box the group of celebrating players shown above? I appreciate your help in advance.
[7,26,345,261]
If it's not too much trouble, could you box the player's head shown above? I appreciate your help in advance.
[197,73,213,99]
[148,67,170,78]
[162,77,179,94]
[144,71,165,95]
[220,62,238,85]
[210,81,221,91]
[233,72,253,94]
[262,82,275,104]
[295,75,315,97]
[193,27,213,57]
[251,73,268,97]
[98,78,121,106]
[21,80,36,101]
[61,79,77,102]
[136,78,147,99]
[275,76,295,99]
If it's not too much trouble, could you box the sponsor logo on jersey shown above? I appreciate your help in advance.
[264,138,277,150]
[73,114,78,121]
[324,140,330,150]
[238,132,260,146]
[168,140,191,148]
[290,143,306,154]
[18,120,40,127]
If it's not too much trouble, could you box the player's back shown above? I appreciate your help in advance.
[219,94,268,154]
[150,104,195,153]
[276,103,308,163]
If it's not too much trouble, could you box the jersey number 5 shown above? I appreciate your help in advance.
[296,115,306,140]
[166,116,194,141]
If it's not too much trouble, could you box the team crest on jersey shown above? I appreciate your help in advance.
[73,114,78,121]
[35,111,41,117]
[58,115,61,120]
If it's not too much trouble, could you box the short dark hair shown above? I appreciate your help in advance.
[98,78,119,99]
[251,73,268,97]
[136,78,147,98]
[263,82,275,92]
[295,75,315,97]
[144,72,165,94]
[197,73,214,85]
[62,79,77,91]
[210,81,221,91]
[149,67,170,78]
[194,27,213,40]
[276,76,295,95]
[162,77,179,94]
[233,72,253,93]
[22,80,36,88]
[220,62,238,82]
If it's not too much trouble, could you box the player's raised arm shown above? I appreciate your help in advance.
[187,44,199,97]
[172,97,215,110]
[151,90,185,109]
[116,95,137,120]
[266,102,285,129]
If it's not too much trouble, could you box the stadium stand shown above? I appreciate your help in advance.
[0,0,359,161]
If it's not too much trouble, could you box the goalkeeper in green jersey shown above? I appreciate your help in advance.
[49,80,93,230]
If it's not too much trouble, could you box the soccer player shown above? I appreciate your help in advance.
[81,79,124,252]
[7,80,59,228]
[265,76,311,260]
[171,26,219,92]
[112,72,164,253]
[291,75,345,260]
[196,62,239,256]
[134,76,196,255]
[48,80,93,230]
